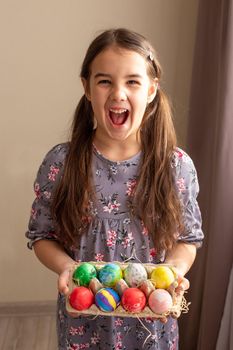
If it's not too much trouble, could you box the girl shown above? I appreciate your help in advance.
[26,28,204,350]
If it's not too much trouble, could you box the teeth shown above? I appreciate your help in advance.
[109,108,127,114]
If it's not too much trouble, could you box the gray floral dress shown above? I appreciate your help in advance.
[26,143,204,350]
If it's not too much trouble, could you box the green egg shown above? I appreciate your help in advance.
[72,263,97,286]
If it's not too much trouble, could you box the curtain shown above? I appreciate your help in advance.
[216,265,233,350]
[179,0,233,349]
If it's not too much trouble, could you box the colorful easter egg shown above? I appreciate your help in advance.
[72,263,97,286]
[123,263,148,287]
[69,287,94,311]
[150,266,175,289]
[121,288,146,313]
[98,263,122,287]
[95,288,120,312]
[148,289,173,314]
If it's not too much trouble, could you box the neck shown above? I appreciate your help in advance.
[93,134,141,161]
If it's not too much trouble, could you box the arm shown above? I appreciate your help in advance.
[34,239,76,295]
[164,242,197,295]
[165,242,197,276]
[26,145,73,295]
[166,150,203,293]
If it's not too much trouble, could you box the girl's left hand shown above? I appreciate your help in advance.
[168,272,190,320]
[157,272,190,323]
[172,273,190,296]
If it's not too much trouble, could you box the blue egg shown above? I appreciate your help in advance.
[98,263,122,287]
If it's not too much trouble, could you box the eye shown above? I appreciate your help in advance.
[127,80,140,86]
[98,79,111,85]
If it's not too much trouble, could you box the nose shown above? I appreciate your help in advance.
[110,85,127,102]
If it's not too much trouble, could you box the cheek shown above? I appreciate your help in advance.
[90,91,104,110]
[133,95,148,115]
[133,89,148,106]
[131,100,148,126]
[96,90,108,105]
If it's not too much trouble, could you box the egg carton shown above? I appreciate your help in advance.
[66,261,188,319]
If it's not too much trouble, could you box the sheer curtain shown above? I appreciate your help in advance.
[216,265,233,350]
[179,0,233,349]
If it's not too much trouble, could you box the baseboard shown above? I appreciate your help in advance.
[0,300,56,317]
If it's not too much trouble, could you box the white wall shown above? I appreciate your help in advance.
[0,0,199,302]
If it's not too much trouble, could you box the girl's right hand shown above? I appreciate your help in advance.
[58,265,89,318]
[58,267,72,296]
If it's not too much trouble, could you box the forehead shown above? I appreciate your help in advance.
[90,46,148,77]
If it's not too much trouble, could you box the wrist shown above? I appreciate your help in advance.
[58,260,76,275]
[164,261,186,277]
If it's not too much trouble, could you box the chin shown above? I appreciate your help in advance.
[107,130,131,141]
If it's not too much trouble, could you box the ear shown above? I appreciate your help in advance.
[81,78,91,101]
[147,78,158,104]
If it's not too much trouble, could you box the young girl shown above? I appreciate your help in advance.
[26,28,204,350]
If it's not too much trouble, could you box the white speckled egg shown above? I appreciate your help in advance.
[123,263,148,287]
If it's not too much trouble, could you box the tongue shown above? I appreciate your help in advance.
[110,111,128,125]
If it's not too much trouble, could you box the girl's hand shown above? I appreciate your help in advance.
[168,269,190,296]
[58,266,73,296]
[58,266,89,318]
[168,270,190,319]
[156,270,190,323]
[174,274,190,296]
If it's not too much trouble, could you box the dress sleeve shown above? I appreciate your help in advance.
[172,148,204,248]
[25,143,69,249]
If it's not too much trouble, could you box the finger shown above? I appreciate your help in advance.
[174,276,190,296]
[178,278,190,291]
[167,281,177,294]
[160,317,168,324]
[58,270,70,295]
[171,311,180,319]
[151,317,159,321]
[175,286,187,297]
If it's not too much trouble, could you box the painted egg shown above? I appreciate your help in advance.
[150,266,175,289]
[98,263,122,287]
[148,289,173,314]
[69,287,94,311]
[72,263,97,286]
[121,288,146,313]
[95,288,120,312]
[123,263,148,287]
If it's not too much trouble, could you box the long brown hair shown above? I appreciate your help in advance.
[52,28,183,252]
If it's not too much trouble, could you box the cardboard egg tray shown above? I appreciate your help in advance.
[66,261,186,319]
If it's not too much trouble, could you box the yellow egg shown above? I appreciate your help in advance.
[151,266,175,289]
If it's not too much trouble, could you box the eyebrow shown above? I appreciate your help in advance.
[94,73,143,79]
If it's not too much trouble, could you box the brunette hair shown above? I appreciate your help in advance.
[52,28,184,252]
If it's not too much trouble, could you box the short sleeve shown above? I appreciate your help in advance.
[25,143,69,249]
[172,148,204,248]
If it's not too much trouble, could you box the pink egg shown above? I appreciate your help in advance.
[148,289,173,314]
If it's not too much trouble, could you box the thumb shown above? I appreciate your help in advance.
[176,276,190,296]
[58,269,70,296]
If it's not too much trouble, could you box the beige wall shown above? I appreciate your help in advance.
[0,0,198,302]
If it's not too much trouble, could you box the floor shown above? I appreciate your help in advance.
[0,301,58,350]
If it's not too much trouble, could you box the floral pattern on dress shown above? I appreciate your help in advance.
[26,143,204,349]
[100,193,121,214]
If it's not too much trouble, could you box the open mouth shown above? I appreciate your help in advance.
[109,108,129,126]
